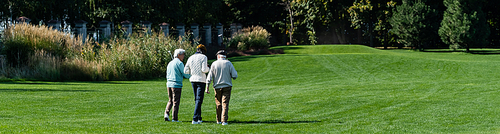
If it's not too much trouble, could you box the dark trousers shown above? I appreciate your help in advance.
[165,87,182,121]
[192,82,206,121]
[215,87,231,123]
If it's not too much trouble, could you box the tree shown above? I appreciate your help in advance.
[484,0,500,46]
[319,0,356,45]
[291,0,344,45]
[224,0,287,45]
[390,0,438,50]
[280,0,295,45]
[348,0,373,45]
[293,0,320,45]
[348,0,397,47]
[0,0,9,20]
[374,0,397,49]
[439,0,489,52]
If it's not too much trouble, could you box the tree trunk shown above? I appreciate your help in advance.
[288,1,294,45]
[384,32,388,49]
[334,26,346,44]
[289,14,293,44]
[358,29,362,44]
[369,33,374,47]
[369,23,374,47]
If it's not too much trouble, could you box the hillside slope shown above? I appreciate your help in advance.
[2,45,500,133]
[228,45,500,133]
[271,45,384,54]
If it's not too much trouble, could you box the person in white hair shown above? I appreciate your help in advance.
[184,44,209,124]
[164,49,190,122]
[206,50,238,126]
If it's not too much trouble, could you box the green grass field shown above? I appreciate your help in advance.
[2,45,500,133]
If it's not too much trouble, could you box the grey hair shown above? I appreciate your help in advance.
[174,49,185,58]
[218,54,226,59]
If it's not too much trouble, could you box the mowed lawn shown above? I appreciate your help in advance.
[1,45,500,133]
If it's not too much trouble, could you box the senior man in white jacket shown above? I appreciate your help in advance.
[184,45,209,124]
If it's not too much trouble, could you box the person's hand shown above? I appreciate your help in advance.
[205,87,210,94]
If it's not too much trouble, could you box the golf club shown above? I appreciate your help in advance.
[167,50,174,60]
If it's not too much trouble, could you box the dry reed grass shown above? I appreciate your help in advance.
[228,26,271,50]
[1,23,196,81]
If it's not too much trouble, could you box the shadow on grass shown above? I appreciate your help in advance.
[83,81,139,85]
[421,50,457,53]
[419,49,500,55]
[229,120,320,124]
[0,82,78,85]
[177,120,320,124]
[273,46,305,50]
[0,88,96,92]
[228,55,274,63]
[0,81,139,85]
[469,50,500,55]
[0,115,16,119]
[270,46,305,54]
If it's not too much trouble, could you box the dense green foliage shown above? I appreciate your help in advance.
[485,1,500,46]
[228,26,271,50]
[0,0,224,26]
[0,23,195,81]
[439,0,490,52]
[348,0,397,47]
[1,0,499,48]
[2,45,500,133]
[390,0,438,50]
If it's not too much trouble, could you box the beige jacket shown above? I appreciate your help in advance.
[206,58,238,89]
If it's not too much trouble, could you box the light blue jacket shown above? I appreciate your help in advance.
[166,58,190,88]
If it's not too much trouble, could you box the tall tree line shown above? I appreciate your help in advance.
[0,0,225,27]
[349,0,499,49]
[1,0,499,48]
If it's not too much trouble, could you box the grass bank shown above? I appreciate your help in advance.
[1,45,500,133]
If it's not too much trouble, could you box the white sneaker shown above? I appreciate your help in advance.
[164,115,169,121]
[222,122,228,125]
[217,122,222,124]
[198,120,203,123]
[192,120,200,124]
[172,120,180,122]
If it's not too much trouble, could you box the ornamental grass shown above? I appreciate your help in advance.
[1,23,195,81]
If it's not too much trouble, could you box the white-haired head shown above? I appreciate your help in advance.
[174,49,185,58]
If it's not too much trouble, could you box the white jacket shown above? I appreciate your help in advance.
[184,53,209,83]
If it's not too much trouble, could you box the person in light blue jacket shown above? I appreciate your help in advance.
[164,49,190,122]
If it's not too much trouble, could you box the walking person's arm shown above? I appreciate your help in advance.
[178,63,191,79]
[202,56,209,73]
[230,63,238,80]
[184,59,191,74]
[205,67,213,94]
[205,83,211,94]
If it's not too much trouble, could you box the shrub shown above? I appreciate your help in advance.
[0,23,196,81]
[1,23,82,80]
[228,26,271,50]
[1,23,81,67]
[70,33,196,80]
